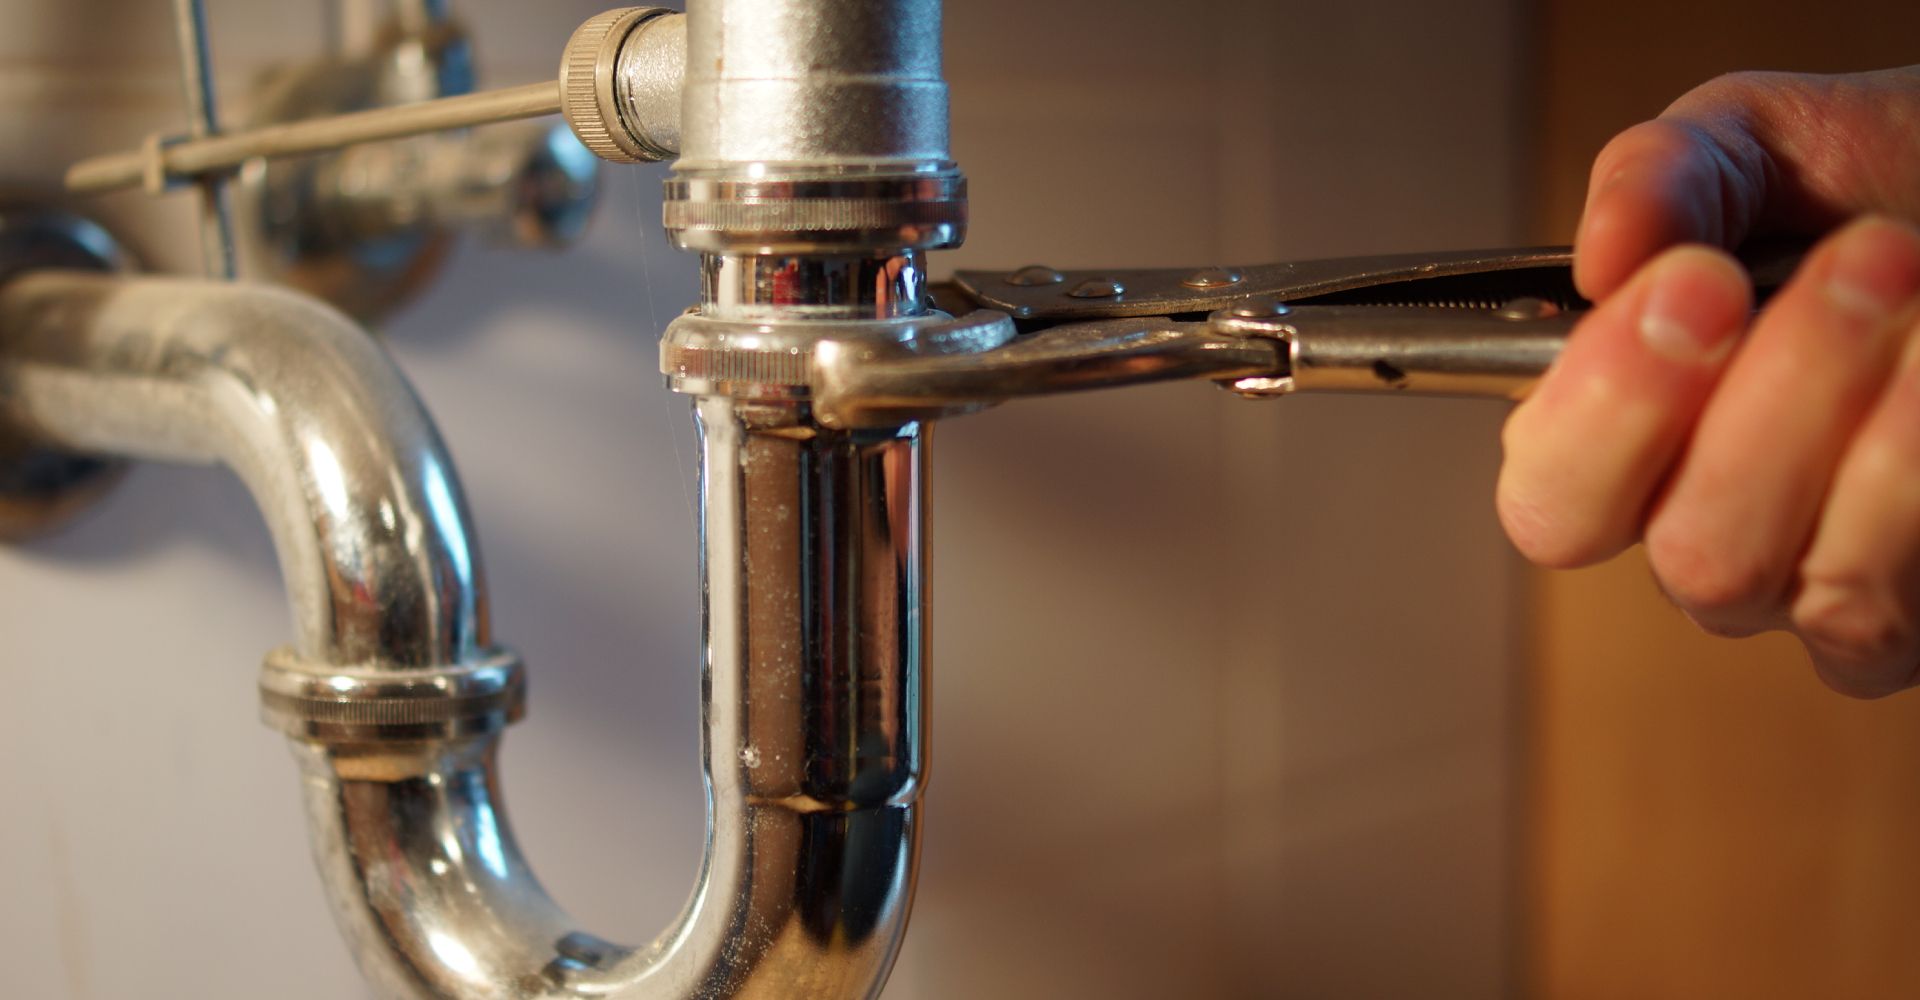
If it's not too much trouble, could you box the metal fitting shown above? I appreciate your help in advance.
[662,0,964,263]
[237,6,607,321]
[559,6,683,163]
[0,210,133,541]
[663,167,966,257]
[318,120,601,247]
[677,0,948,169]
[259,647,526,743]
[661,307,1017,405]
[699,252,931,319]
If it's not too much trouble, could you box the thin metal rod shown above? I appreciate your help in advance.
[171,0,237,278]
[65,80,562,195]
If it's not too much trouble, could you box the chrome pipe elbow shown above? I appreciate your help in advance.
[0,271,485,668]
[0,265,927,996]
[7,0,958,993]
[0,269,572,993]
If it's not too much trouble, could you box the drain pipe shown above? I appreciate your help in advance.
[276,0,948,993]
[0,271,485,667]
[0,262,923,997]
[5,0,951,993]
[0,268,582,993]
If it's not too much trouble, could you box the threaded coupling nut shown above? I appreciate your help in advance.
[259,647,526,744]
[559,6,678,163]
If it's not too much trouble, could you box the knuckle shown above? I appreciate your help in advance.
[1829,213,1920,266]
[1591,119,1689,179]
[1645,520,1777,617]
[1792,580,1917,677]
[1670,70,1796,116]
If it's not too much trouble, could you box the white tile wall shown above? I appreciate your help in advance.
[0,2,1527,997]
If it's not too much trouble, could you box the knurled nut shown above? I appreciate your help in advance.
[661,342,815,391]
[559,7,662,164]
[258,647,527,743]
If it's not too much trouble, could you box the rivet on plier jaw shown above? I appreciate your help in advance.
[1066,277,1126,299]
[1005,264,1064,286]
[1183,267,1244,290]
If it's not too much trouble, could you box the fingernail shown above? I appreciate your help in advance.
[1639,253,1741,365]
[1825,220,1920,321]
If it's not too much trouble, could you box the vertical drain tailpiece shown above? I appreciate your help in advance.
[249,2,960,997]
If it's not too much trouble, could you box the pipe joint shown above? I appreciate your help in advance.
[259,647,526,744]
[663,0,964,261]
[663,166,966,257]
[560,6,684,164]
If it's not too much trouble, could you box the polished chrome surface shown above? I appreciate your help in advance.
[561,7,683,163]
[1,266,932,998]
[293,737,588,999]
[701,253,930,320]
[0,271,483,666]
[616,10,687,159]
[234,7,601,321]
[260,646,525,742]
[585,395,928,998]
[663,166,967,257]
[434,121,601,249]
[282,396,928,1000]
[663,0,965,259]
[233,2,464,320]
[16,1,1616,996]
[246,118,601,317]
[678,0,948,170]
[636,6,950,997]
[0,211,133,539]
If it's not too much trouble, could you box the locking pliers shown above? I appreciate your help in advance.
[699,243,1805,428]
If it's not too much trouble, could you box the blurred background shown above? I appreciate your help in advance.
[1,1,1918,997]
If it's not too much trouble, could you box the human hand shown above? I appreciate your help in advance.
[1496,66,1920,696]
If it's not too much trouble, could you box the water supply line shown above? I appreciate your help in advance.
[232,0,608,320]
[63,6,687,195]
